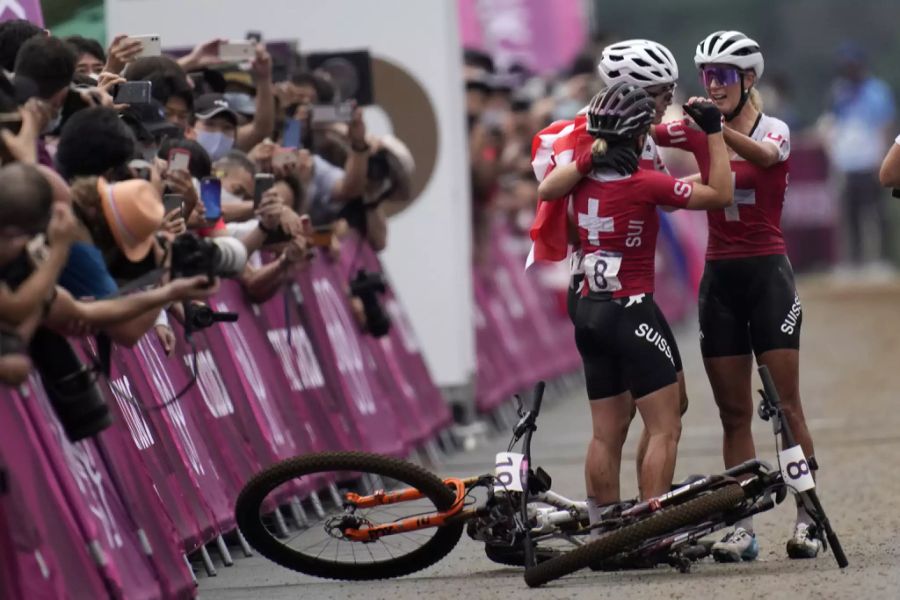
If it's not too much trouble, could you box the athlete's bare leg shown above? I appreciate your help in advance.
[634,382,681,499]
[585,392,632,505]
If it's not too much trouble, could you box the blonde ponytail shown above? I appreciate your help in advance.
[748,88,763,112]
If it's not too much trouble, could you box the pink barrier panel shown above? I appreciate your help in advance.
[0,489,23,600]
[295,255,406,457]
[491,226,577,380]
[473,268,523,412]
[93,416,196,599]
[207,281,307,465]
[19,378,164,599]
[169,319,264,493]
[253,282,357,454]
[206,281,324,462]
[116,336,235,541]
[0,385,107,600]
[474,226,584,413]
[529,264,582,370]
[338,236,452,439]
[105,348,213,552]
[212,280,340,498]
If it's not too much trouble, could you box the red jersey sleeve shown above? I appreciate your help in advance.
[654,119,707,153]
[642,170,693,209]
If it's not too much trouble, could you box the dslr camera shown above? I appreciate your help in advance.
[169,233,246,332]
[349,269,391,338]
[170,233,248,280]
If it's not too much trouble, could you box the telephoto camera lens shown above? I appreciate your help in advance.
[209,236,249,277]
[170,234,249,279]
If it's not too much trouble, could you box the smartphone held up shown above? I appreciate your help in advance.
[200,177,222,221]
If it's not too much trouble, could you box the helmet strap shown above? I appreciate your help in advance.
[724,73,750,122]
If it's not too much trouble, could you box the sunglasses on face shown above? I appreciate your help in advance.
[699,66,744,88]
[646,84,675,103]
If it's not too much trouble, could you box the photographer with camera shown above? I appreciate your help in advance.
[0,164,77,385]
[50,173,224,345]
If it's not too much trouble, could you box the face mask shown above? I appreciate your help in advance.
[195,129,234,161]
[221,188,244,204]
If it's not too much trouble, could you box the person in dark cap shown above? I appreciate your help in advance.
[120,99,182,162]
[191,92,239,161]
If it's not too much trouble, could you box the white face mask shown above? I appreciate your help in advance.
[221,188,244,204]
[195,129,234,161]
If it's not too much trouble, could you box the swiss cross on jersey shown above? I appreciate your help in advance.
[573,170,693,298]
[653,113,791,260]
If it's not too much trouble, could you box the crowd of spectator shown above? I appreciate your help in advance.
[0,20,414,393]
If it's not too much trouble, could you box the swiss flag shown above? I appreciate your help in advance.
[527,115,591,266]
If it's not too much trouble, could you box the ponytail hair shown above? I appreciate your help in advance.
[748,87,763,112]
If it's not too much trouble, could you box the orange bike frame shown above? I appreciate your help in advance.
[342,477,478,542]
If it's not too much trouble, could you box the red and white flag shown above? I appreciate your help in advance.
[526,115,590,268]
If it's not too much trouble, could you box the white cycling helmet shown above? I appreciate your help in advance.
[598,39,678,88]
[694,30,764,79]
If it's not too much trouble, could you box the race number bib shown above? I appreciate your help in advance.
[493,452,525,493]
[582,251,623,293]
[779,445,815,492]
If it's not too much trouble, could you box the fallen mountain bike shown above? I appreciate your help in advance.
[523,365,848,587]
[234,370,846,584]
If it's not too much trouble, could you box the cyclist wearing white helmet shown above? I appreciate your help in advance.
[542,39,690,502]
[540,83,732,532]
[654,30,821,562]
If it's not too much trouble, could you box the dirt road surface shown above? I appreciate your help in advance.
[201,277,900,599]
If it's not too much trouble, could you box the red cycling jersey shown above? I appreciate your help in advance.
[572,169,693,298]
[654,114,790,260]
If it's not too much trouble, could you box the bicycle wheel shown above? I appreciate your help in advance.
[524,483,746,588]
[236,452,465,580]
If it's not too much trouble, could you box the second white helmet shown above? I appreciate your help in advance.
[598,39,679,88]
[694,31,764,79]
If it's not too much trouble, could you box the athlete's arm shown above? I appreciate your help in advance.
[686,131,732,209]
[677,100,733,210]
[722,127,780,168]
[537,161,582,200]
[879,137,900,188]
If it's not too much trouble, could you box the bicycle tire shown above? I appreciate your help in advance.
[235,451,465,580]
[524,483,746,588]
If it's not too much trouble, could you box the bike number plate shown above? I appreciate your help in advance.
[493,452,525,493]
[779,445,815,492]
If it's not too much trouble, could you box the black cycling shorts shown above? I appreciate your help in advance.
[570,274,683,372]
[574,293,679,400]
[698,254,801,358]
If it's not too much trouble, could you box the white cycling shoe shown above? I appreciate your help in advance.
[712,527,759,562]
[786,522,823,559]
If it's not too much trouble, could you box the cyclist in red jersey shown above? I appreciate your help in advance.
[654,30,821,561]
[538,83,732,532]
[541,40,688,503]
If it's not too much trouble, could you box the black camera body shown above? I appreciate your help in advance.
[29,328,112,442]
[170,233,248,280]
[349,269,391,338]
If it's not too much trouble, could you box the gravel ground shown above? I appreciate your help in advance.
[201,276,900,600]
